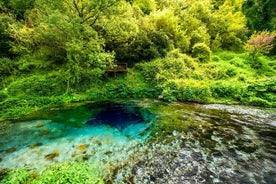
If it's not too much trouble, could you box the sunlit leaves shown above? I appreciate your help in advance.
[133,0,156,14]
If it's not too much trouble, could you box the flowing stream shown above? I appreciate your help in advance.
[0,100,275,183]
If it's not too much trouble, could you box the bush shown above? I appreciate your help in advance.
[0,57,15,77]
[0,91,8,102]
[158,81,178,102]
[178,86,212,102]
[245,31,276,60]
[210,82,245,100]
[192,43,211,62]
[7,73,67,97]
[135,60,162,85]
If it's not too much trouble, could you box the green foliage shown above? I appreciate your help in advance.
[0,58,15,77]
[7,0,117,89]
[33,162,104,184]
[8,0,35,19]
[0,12,15,57]
[192,43,211,62]
[210,82,245,100]
[247,77,276,98]
[1,162,104,184]
[7,73,67,97]
[242,0,276,33]
[133,0,156,14]
[0,0,275,118]
[1,169,32,184]
[0,91,8,102]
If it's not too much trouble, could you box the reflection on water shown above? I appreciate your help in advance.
[0,100,275,183]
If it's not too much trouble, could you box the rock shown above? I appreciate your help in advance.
[36,122,45,128]
[39,129,50,136]
[45,151,59,160]
[93,140,102,146]
[77,144,89,151]
[5,147,16,153]
[82,154,91,161]
[29,143,43,149]
[104,151,113,156]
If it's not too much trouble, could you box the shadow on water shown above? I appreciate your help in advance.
[87,102,147,130]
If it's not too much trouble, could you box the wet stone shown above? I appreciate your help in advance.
[5,147,16,153]
[93,140,102,146]
[77,144,89,151]
[191,152,203,161]
[82,154,91,161]
[39,129,50,136]
[104,151,113,156]
[45,151,59,160]
[150,175,156,182]
[35,122,45,128]
[29,143,43,149]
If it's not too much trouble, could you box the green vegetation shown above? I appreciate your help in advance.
[1,162,104,184]
[0,0,275,119]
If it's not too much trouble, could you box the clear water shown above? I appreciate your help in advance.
[0,100,275,184]
[0,102,153,171]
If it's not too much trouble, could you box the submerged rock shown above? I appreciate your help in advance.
[94,140,102,146]
[35,122,45,128]
[77,144,89,151]
[45,151,60,160]
[29,143,43,149]
[39,129,50,136]
[5,147,16,153]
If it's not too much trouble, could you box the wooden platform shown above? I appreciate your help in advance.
[106,63,128,76]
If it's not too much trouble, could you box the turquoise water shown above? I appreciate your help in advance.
[0,102,154,171]
[0,100,275,183]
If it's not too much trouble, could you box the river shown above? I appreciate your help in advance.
[0,100,275,183]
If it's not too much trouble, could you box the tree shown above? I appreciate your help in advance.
[8,0,119,90]
[243,0,276,33]
[0,2,16,58]
[209,0,247,51]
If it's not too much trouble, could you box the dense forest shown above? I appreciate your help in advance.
[0,0,275,118]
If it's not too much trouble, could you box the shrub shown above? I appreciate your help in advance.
[7,73,67,97]
[177,86,212,102]
[210,82,245,100]
[0,58,15,77]
[192,43,211,62]
[158,81,178,102]
[135,60,162,85]
[245,31,276,59]
[0,91,8,102]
